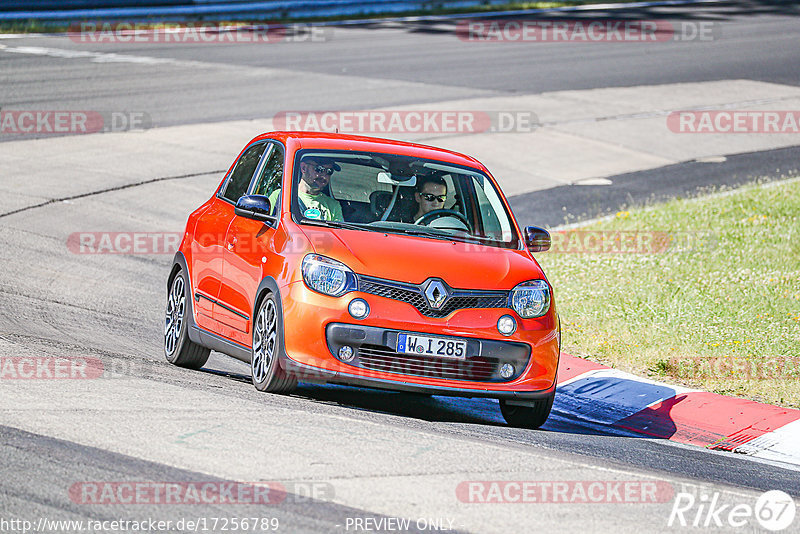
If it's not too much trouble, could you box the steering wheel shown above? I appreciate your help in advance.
[414,209,472,233]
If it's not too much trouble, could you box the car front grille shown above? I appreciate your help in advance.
[358,344,498,381]
[326,324,531,384]
[357,275,508,318]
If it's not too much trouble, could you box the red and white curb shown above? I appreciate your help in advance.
[555,355,800,467]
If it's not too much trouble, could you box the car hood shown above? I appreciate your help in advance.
[301,226,544,290]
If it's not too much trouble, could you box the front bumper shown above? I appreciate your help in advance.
[280,280,559,397]
[283,358,557,401]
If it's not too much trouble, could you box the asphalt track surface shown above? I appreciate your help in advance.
[1,1,800,532]
[511,144,800,227]
[1,1,799,132]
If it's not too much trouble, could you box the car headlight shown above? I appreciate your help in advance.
[301,254,356,297]
[509,280,550,318]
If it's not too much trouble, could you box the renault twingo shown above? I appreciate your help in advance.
[165,132,559,428]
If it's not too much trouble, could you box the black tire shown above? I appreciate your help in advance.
[499,392,554,429]
[164,268,210,369]
[251,292,297,394]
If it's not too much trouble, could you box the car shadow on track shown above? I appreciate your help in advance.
[294,384,671,439]
[200,364,656,438]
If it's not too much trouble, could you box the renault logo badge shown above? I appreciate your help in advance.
[423,279,450,310]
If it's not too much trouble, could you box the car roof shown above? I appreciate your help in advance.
[252,131,487,171]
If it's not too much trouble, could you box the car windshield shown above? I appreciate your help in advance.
[291,149,520,249]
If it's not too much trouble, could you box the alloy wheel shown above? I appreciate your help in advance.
[164,275,185,356]
[252,298,277,384]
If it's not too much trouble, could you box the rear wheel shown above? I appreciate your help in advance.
[164,269,210,369]
[251,293,297,394]
[499,392,554,429]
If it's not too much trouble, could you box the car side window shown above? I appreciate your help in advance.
[221,142,267,203]
[251,143,285,215]
[470,173,512,242]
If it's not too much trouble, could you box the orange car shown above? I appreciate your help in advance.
[165,132,559,428]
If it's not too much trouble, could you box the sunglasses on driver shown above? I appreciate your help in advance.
[420,193,446,202]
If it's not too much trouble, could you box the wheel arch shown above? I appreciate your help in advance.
[169,251,203,347]
[253,277,291,372]
[167,254,185,293]
[164,251,211,369]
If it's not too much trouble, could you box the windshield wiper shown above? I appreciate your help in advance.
[300,219,382,232]
[394,227,507,245]
[390,228,457,241]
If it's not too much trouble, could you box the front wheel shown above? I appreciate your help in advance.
[164,269,210,369]
[499,392,554,429]
[251,293,297,394]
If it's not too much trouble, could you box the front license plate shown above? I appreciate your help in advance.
[396,333,468,360]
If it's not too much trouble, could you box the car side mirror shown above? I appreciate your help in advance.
[235,195,275,222]
[524,226,550,252]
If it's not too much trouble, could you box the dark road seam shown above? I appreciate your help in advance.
[0,169,225,219]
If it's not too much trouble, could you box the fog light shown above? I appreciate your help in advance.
[348,298,369,319]
[497,315,516,336]
[338,345,354,362]
[500,363,515,379]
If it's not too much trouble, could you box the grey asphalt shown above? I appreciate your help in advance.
[0,1,798,134]
[1,1,800,532]
[510,144,800,227]
[1,425,426,534]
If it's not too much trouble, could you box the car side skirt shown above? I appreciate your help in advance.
[190,325,251,363]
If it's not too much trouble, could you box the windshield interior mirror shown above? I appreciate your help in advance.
[377,172,417,186]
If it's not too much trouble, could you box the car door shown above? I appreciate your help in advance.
[192,140,268,333]
[216,141,285,346]
[190,198,233,329]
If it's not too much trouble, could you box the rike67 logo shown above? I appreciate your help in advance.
[669,490,796,531]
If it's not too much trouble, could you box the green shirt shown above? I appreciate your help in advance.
[298,191,344,221]
[267,189,281,215]
[263,188,343,221]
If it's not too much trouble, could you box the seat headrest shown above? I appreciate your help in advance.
[369,190,392,218]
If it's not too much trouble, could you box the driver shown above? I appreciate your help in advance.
[412,174,447,222]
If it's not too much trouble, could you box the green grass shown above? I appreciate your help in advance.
[0,1,647,33]
[0,20,58,33]
[537,178,800,408]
